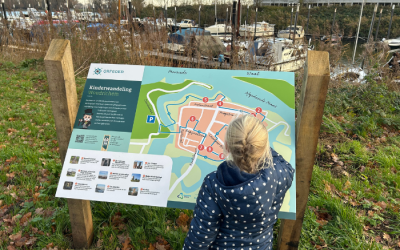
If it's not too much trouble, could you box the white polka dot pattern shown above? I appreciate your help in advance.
[183,148,295,250]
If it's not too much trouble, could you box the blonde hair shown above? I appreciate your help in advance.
[224,115,272,173]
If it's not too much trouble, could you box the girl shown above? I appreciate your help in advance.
[183,115,295,250]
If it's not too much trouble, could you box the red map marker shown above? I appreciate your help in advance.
[198,144,205,151]
[219,153,225,160]
[203,97,209,103]
[256,107,262,113]
[217,101,223,106]
[190,116,196,122]
[207,146,213,152]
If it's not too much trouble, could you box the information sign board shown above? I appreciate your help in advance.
[55,64,296,219]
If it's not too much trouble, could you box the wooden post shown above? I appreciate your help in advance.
[276,50,330,250]
[44,39,94,249]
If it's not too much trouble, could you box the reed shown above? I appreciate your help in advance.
[1,16,398,93]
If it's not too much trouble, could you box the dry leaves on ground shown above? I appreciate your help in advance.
[176,212,191,232]
[309,206,333,229]
[144,235,171,250]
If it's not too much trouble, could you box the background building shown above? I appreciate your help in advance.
[259,0,400,6]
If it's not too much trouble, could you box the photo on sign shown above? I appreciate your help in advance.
[69,156,80,164]
[98,171,108,180]
[133,161,143,169]
[66,168,76,177]
[63,181,73,190]
[101,158,111,166]
[101,135,110,151]
[131,173,141,182]
[95,184,106,193]
[128,187,138,196]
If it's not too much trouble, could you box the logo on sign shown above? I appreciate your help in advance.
[177,193,184,199]
[147,115,156,123]
[94,68,102,75]
[93,68,125,75]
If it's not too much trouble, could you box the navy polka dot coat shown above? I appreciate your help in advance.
[183,148,295,250]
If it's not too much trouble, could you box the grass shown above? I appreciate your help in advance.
[0,59,399,250]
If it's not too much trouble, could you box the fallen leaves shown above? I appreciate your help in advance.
[176,212,189,227]
[9,232,22,241]
[309,206,333,229]
[43,242,59,250]
[375,201,387,210]
[7,128,18,136]
[111,212,127,231]
[6,172,15,179]
[343,180,351,190]
[5,156,17,163]
[35,207,44,215]
[331,153,339,163]
[176,212,191,233]
[310,236,328,249]
[154,236,171,250]
[142,236,171,250]
[122,237,132,250]
[117,234,133,250]
[382,233,391,241]
[20,212,32,225]
[323,180,332,193]
[25,237,37,246]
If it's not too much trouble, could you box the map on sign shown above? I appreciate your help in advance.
[55,64,295,220]
[129,67,296,219]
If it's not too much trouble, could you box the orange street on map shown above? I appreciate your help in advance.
[175,94,268,161]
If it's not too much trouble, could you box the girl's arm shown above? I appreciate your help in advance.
[273,152,295,205]
[183,174,222,250]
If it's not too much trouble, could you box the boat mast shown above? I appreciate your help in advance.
[352,0,364,65]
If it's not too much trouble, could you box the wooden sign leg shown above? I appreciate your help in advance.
[277,51,330,250]
[44,39,94,249]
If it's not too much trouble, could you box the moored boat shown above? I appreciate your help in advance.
[239,21,274,37]
[277,25,304,40]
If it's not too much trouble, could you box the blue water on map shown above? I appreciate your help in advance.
[141,66,296,214]
[147,135,173,155]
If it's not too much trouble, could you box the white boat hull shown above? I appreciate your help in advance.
[239,30,274,37]
[277,33,304,39]
[205,25,232,35]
